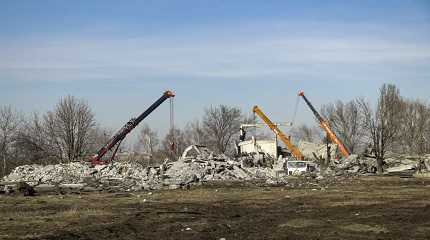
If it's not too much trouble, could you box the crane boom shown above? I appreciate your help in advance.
[298,90,350,158]
[90,90,175,165]
[252,106,304,160]
[240,122,292,129]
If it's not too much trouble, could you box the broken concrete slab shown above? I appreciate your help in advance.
[4,146,430,193]
[298,141,338,161]
[2,150,281,192]
[386,164,417,173]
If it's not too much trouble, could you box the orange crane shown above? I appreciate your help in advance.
[252,105,304,160]
[298,90,350,158]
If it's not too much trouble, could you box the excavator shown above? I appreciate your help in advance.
[252,106,305,160]
[298,90,350,158]
[90,90,175,166]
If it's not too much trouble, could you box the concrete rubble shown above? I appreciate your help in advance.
[2,145,430,193]
[324,152,430,177]
[2,148,287,192]
[298,141,338,161]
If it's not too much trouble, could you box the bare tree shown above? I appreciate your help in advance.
[202,105,242,154]
[43,111,65,160]
[15,112,74,165]
[53,96,95,161]
[183,120,206,146]
[14,113,57,165]
[398,100,430,154]
[135,123,159,156]
[33,96,96,163]
[359,84,404,174]
[86,125,113,155]
[321,99,365,153]
[0,106,22,177]
[290,124,321,143]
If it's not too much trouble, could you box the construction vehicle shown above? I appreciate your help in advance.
[286,160,318,175]
[298,90,350,158]
[252,106,305,160]
[90,90,175,166]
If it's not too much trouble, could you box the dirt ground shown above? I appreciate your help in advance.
[1,176,430,240]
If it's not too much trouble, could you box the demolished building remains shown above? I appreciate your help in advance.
[2,145,430,194]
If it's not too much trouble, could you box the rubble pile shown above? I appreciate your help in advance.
[298,141,338,161]
[325,153,430,176]
[329,154,373,175]
[4,162,93,184]
[2,150,286,192]
[3,145,430,193]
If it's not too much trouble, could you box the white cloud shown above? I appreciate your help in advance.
[0,21,429,81]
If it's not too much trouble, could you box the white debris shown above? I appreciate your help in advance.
[3,162,93,184]
[298,141,337,161]
[4,148,430,192]
[2,150,283,191]
[386,164,416,173]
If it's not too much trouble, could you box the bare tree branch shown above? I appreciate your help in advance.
[358,84,403,173]
[202,105,242,154]
[0,105,22,177]
[321,99,366,153]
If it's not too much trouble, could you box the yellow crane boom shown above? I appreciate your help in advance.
[252,105,305,160]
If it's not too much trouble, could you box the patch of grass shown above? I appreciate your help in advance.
[1,176,430,240]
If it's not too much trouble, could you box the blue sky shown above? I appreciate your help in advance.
[1,0,429,143]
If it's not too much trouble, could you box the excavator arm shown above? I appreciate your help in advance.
[252,106,304,160]
[298,90,350,158]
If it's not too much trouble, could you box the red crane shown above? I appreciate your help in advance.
[90,90,175,166]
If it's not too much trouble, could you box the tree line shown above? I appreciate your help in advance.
[348,84,428,172]
[1,83,429,177]
[294,84,430,173]
[0,97,251,177]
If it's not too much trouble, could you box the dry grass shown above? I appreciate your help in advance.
[0,176,429,240]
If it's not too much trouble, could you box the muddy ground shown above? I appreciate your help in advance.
[1,176,430,240]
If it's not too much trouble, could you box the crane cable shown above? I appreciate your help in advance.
[290,95,300,127]
[169,97,175,152]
